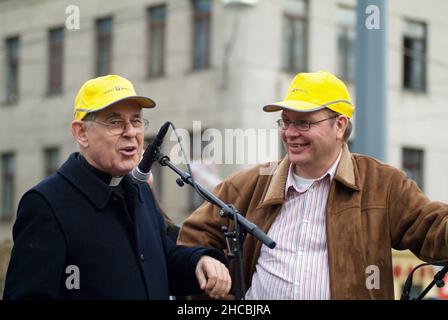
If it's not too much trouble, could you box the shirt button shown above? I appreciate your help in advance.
[140,253,145,263]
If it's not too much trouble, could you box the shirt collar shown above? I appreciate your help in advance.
[257,143,358,210]
[78,154,124,187]
[285,149,343,195]
[58,153,142,210]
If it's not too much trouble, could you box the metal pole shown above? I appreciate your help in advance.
[352,0,387,160]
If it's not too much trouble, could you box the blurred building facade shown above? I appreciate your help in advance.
[1,0,447,299]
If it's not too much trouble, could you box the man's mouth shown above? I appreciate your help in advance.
[288,142,310,150]
[119,146,137,156]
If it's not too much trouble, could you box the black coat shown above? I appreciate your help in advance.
[3,153,224,299]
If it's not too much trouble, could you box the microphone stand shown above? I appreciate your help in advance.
[155,149,276,300]
[415,263,448,300]
[401,261,448,300]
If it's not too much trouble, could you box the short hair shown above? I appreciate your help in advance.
[82,112,96,121]
[325,109,352,142]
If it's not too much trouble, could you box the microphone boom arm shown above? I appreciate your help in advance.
[157,152,276,300]
[158,154,276,249]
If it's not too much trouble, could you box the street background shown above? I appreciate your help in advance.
[1,0,447,299]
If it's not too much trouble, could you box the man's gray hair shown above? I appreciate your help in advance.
[82,113,96,121]
[325,109,352,142]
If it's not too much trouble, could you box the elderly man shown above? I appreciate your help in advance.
[178,71,448,299]
[4,75,231,300]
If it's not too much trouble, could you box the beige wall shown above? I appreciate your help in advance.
[1,0,448,299]
[1,0,447,229]
[387,0,448,202]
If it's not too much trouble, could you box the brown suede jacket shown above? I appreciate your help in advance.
[178,144,448,299]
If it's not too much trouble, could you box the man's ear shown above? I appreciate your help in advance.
[335,116,348,140]
[71,120,89,148]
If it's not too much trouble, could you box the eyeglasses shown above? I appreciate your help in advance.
[276,116,338,132]
[85,118,149,135]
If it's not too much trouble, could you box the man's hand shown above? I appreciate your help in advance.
[195,255,232,299]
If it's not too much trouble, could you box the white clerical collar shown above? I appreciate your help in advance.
[109,176,124,187]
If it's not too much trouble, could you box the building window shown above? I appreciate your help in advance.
[192,0,212,70]
[403,20,427,91]
[48,27,64,95]
[402,148,424,191]
[44,147,60,177]
[282,0,308,73]
[96,17,113,76]
[337,6,356,83]
[1,153,15,222]
[5,36,20,104]
[147,5,166,78]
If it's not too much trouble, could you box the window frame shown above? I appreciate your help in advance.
[44,147,60,177]
[402,19,427,92]
[147,4,167,78]
[402,147,425,191]
[336,5,356,83]
[1,153,15,222]
[48,27,64,95]
[191,0,212,71]
[95,16,113,76]
[281,1,309,74]
[4,36,20,105]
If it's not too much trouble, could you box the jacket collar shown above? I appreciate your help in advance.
[58,153,143,210]
[334,143,360,191]
[257,143,359,209]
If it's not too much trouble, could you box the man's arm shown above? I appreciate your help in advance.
[163,233,231,298]
[147,184,231,298]
[389,170,448,261]
[195,255,232,299]
[3,191,66,299]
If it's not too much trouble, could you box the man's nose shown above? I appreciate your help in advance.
[284,124,301,137]
[122,122,138,137]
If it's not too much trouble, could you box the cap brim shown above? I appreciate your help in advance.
[113,95,156,109]
[263,100,326,113]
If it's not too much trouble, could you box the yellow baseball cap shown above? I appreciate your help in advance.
[263,71,355,118]
[74,74,156,120]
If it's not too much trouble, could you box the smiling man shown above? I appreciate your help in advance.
[178,71,448,300]
[3,75,231,300]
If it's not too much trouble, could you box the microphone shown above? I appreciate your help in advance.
[132,121,170,182]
